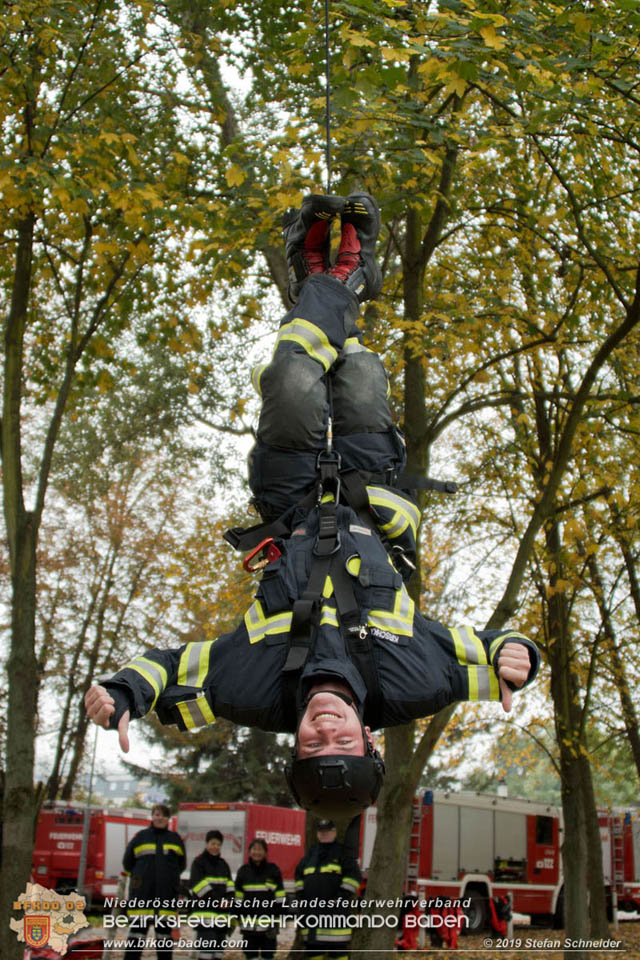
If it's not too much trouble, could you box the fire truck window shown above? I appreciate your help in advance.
[535,816,553,845]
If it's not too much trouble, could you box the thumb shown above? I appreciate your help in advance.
[500,677,513,714]
[118,710,131,753]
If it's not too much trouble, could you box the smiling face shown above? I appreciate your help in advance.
[249,842,266,865]
[296,682,372,759]
[206,837,222,856]
[151,807,169,830]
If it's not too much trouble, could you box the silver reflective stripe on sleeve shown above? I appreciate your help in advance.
[176,694,215,729]
[178,640,214,687]
[125,657,168,709]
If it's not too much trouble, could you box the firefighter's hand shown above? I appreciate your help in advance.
[84,685,131,752]
[497,643,531,713]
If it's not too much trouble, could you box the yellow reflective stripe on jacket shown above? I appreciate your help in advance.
[244,599,292,644]
[315,928,352,941]
[319,863,342,874]
[320,603,339,627]
[368,583,414,637]
[178,640,214,687]
[345,555,414,636]
[251,362,267,396]
[133,843,156,857]
[489,631,530,665]
[124,657,167,709]
[367,486,420,541]
[450,626,500,701]
[193,875,230,893]
[450,625,487,665]
[466,664,500,701]
[177,694,215,730]
[276,318,338,371]
[341,876,360,890]
[162,843,183,856]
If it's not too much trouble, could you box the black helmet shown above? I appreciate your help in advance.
[286,742,385,820]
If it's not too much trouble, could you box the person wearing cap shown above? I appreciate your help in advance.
[84,194,540,822]
[121,803,186,960]
[294,819,361,960]
[234,837,285,960]
[189,829,234,960]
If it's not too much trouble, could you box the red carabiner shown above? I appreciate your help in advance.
[242,537,282,573]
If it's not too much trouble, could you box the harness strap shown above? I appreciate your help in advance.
[224,490,316,551]
[395,472,458,494]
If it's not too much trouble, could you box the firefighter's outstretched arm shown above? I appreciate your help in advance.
[85,684,131,752]
[497,642,532,714]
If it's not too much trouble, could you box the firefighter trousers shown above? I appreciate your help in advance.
[249,273,405,520]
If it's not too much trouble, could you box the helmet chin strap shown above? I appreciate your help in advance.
[302,689,355,709]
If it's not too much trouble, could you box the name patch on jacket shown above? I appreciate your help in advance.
[370,626,400,644]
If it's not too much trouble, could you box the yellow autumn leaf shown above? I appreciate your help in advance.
[225,163,246,187]
[480,25,506,50]
[443,75,467,98]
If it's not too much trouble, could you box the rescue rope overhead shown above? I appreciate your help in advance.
[324,0,332,191]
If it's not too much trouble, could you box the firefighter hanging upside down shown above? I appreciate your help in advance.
[85,193,539,819]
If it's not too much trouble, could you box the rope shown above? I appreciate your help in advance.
[324,0,331,191]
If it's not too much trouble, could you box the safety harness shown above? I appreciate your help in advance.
[224,385,457,730]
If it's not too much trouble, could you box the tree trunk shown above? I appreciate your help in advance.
[351,724,417,953]
[545,522,594,960]
[2,214,39,960]
[602,529,640,778]
[579,753,609,937]
[3,520,39,950]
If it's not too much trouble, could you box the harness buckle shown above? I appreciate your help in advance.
[313,530,341,557]
[316,449,342,503]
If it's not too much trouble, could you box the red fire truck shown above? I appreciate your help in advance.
[177,801,306,887]
[32,803,150,900]
[361,791,640,931]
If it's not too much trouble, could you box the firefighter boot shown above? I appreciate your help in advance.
[327,192,382,303]
[282,194,345,304]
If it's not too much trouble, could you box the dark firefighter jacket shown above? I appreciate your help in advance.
[189,850,234,926]
[122,825,185,916]
[235,859,286,934]
[294,840,361,946]
[102,498,539,736]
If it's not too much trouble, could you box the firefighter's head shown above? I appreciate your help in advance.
[285,683,385,819]
[248,837,268,865]
[205,829,223,856]
[296,683,374,759]
[151,803,170,829]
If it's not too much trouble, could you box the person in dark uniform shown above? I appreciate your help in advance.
[294,819,361,960]
[85,195,539,820]
[234,837,285,960]
[189,829,234,960]
[121,803,185,960]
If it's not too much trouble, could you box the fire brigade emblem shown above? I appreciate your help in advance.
[24,915,51,947]
[10,883,88,955]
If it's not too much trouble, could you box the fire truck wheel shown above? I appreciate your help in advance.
[463,891,488,934]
